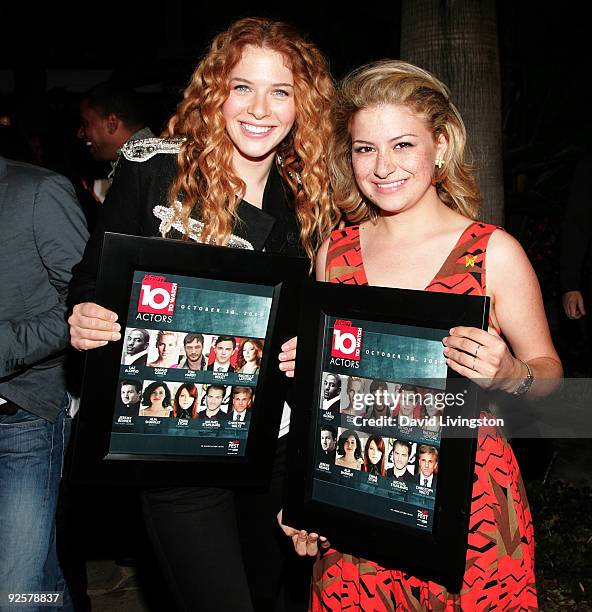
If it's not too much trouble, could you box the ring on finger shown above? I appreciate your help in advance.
[474,343,481,358]
[472,355,477,370]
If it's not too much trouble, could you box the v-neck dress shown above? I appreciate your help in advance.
[311,222,537,611]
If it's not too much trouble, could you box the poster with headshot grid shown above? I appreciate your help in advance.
[70,233,307,488]
[283,280,489,592]
[109,270,271,457]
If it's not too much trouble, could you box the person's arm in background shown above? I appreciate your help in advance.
[560,157,592,319]
[0,172,88,377]
[68,159,143,350]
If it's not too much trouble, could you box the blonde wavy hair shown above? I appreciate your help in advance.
[163,17,339,260]
[330,60,480,223]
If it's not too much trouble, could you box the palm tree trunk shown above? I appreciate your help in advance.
[400,0,504,225]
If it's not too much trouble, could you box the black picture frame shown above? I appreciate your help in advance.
[70,232,308,488]
[283,280,490,593]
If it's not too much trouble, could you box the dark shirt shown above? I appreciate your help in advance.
[207,362,235,373]
[114,401,141,418]
[319,449,336,463]
[363,464,383,477]
[201,410,228,421]
[179,355,206,371]
[386,467,415,482]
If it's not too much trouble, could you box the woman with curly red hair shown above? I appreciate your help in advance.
[68,17,339,611]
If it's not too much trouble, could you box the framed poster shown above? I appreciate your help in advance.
[283,281,490,593]
[70,233,308,487]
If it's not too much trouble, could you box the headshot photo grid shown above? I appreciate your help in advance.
[312,317,448,531]
[109,271,272,457]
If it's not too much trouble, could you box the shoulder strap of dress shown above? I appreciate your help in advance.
[426,221,499,294]
[325,225,367,284]
[465,222,500,293]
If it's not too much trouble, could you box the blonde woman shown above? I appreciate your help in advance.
[146,330,180,368]
[280,60,562,611]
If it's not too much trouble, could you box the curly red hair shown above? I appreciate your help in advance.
[163,17,340,260]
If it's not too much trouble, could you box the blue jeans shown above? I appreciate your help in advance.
[0,398,71,612]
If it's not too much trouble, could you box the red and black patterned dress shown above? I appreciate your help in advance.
[312,222,538,611]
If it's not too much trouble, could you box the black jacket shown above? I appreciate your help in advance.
[69,139,306,306]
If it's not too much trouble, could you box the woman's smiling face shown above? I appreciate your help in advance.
[222,45,296,164]
[150,386,166,404]
[350,103,446,216]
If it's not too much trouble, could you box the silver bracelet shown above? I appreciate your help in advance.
[512,359,534,396]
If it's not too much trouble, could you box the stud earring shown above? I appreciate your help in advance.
[435,159,444,169]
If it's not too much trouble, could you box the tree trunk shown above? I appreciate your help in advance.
[400,0,504,225]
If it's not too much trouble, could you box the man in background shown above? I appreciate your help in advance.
[77,81,154,228]
[78,80,153,169]
[0,155,88,603]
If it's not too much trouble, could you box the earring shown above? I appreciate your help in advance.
[435,159,444,169]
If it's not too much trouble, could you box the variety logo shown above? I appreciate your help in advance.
[331,320,363,361]
[138,275,178,315]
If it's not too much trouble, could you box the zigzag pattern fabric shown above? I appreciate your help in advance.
[312,222,537,611]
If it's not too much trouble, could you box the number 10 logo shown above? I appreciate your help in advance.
[331,320,362,360]
[137,275,178,315]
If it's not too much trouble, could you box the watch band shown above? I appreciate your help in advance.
[512,359,534,396]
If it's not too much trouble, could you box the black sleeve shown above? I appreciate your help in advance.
[560,157,592,293]
[68,158,143,308]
